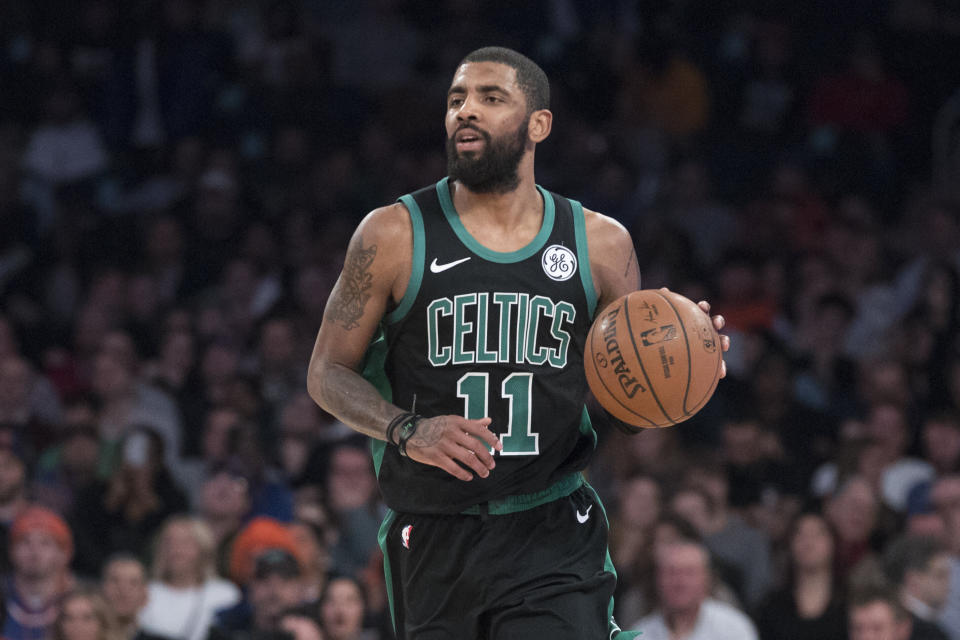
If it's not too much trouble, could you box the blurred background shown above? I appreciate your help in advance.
[1,1,960,639]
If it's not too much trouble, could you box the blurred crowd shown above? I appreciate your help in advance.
[1,0,960,639]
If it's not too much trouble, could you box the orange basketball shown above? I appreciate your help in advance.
[584,289,722,429]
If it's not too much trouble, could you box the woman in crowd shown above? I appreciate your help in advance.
[755,511,848,640]
[138,516,241,640]
[320,576,370,640]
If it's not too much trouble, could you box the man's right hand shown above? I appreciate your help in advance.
[403,416,502,481]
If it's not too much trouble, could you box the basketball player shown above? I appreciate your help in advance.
[307,46,729,639]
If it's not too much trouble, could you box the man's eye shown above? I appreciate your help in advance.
[449,98,462,107]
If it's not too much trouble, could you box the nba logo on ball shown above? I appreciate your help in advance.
[542,244,577,281]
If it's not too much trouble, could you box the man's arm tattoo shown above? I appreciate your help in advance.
[409,418,445,449]
[329,240,377,330]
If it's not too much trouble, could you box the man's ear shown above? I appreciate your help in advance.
[528,109,553,143]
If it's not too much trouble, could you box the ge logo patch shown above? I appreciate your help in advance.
[541,244,577,281]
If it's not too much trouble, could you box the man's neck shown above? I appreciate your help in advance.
[204,513,242,543]
[665,602,702,638]
[796,564,832,583]
[450,168,541,229]
[166,571,200,589]
[117,616,140,640]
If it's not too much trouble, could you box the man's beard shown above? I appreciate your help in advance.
[446,121,528,194]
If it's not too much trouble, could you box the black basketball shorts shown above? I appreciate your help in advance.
[377,475,641,639]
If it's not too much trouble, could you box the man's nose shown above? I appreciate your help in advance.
[456,95,480,121]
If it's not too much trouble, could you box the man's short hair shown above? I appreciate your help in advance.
[459,47,550,112]
[882,535,946,586]
[849,584,910,621]
[101,551,147,577]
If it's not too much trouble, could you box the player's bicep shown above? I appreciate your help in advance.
[586,211,641,313]
[312,227,395,372]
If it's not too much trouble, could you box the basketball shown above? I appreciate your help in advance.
[585,289,723,429]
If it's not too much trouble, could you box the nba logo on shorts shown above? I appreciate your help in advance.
[401,525,413,549]
[541,244,577,281]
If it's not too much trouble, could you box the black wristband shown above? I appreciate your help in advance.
[397,415,423,458]
[385,412,415,446]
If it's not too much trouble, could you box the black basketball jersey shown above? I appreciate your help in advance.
[364,177,599,514]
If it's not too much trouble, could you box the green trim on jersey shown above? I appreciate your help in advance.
[435,177,556,263]
[386,194,427,325]
[578,405,597,446]
[377,509,399,633]
[583,483,642,640]
[361,328,393,475]
[460,472,583,515]
[570,198,598,319]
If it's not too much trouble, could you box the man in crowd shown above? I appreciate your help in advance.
[883,535,952,640]
[212,547,310,638]
[850,586,913,640]
[634,538,758,639]
[1,506,76,640]
[101,553,164,640]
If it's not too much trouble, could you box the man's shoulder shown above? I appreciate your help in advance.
[633,611,668,639]
[356,201,415,245]
[911,614,951,640]
[701,599,758,636]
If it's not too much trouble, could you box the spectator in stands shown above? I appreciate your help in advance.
[222,421,294,522]
[138,516,241,640]
[52,588,117,640]
[930,475,960,639]
[633,538,758,639]
[677,461,774,609]
[849,585,913,640]
[921,412,960,477]
[882,535,952,640]
[290,520,329,602]
[22,78,108,189]
[100,553,161,640]
[178,405,242,497]
[2,506,76,640]
[144,327,200,453]
[253,315,305,416]
[325,440,382,578]
[279,603,326,640]
[320,576,367,640]
[213,518,310,638]
[0,355,59,457]
[0,447,29,576]
[33,396,102,520]
[90,344,182,475]
[755,511,849,640]
[865,403,935,514]
[826,475,883,579]
[71,427,188,577]
[276,395,326,487]
[610,473,663,623]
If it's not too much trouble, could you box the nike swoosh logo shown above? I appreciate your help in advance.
[576,505,593,524]
[430,257,471,273]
